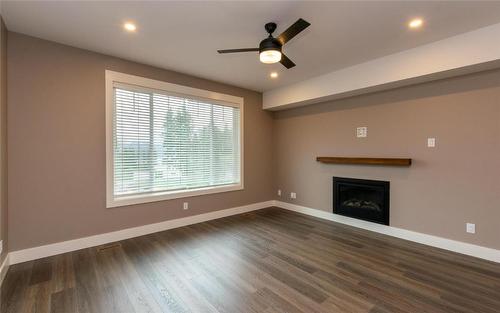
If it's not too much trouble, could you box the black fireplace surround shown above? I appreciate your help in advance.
[333,177,390,225]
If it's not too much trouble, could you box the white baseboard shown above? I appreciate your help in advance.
[274,200,500,263]
[6,199,500,269]
[0,254,9,285]
[8,200,274,265]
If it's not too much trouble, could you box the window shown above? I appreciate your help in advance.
[106,71,243,207]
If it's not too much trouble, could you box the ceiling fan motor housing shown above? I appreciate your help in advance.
[264,22,277,35]
[259,37,282,53]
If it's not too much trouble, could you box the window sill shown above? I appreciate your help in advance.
[107,183,243,208]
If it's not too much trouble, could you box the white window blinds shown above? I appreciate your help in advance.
[113,86,241,197]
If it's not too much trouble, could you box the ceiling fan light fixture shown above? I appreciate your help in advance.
[259,50,282,64]
[217,18,310,69]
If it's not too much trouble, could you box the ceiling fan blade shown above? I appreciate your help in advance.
[280,54,296,69]
[217,48,259,54]
[277,18,311,45]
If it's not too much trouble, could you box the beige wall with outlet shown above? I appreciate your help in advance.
[7,32,274,251]
[273,68,500,249]
[4,30,500,254]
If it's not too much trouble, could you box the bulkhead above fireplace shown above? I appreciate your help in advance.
[333,177,390,225]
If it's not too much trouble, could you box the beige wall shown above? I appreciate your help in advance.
[5,30,500,253]
[0,18,7,263]
[7,32,274,251]
[273,68,500,249]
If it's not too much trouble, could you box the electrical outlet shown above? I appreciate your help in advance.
[356,127,367,138]
[466,223,475,234]
[427,138,436,147]
[290,192,297,199]
[277,189,282,197]
[183,202,189,210]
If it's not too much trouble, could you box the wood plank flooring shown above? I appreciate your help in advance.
[2,207,500,313]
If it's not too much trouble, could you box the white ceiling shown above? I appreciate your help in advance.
[3,1,500,92]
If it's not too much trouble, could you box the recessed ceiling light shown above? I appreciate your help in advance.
[270,72,278,78]
[408,18,423,29]
[124,22,137,32]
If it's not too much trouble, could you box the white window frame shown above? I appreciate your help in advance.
[105,70,244,208]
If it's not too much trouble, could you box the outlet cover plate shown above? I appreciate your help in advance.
[427,138,436,147]
[466,223,476,234]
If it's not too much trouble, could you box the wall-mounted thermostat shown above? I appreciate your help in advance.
[357,127,367,138]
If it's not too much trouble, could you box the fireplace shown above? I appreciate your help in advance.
[333,177,390,225]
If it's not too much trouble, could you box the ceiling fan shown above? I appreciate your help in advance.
[217,18,311,69]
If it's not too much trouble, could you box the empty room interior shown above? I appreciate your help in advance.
[1,1,500,312]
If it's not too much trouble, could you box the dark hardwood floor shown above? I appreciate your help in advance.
[2,207,500,313]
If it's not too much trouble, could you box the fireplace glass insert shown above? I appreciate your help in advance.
[333,177,389,225]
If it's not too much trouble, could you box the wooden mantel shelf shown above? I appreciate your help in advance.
[316,157,412,166]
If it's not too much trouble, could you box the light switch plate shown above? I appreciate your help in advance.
[427,138,436,147]
[466,223,476,234]
[183,202,189,210]
[277,189,282,197]
[0,240,2,255]
[356,127,367,138]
